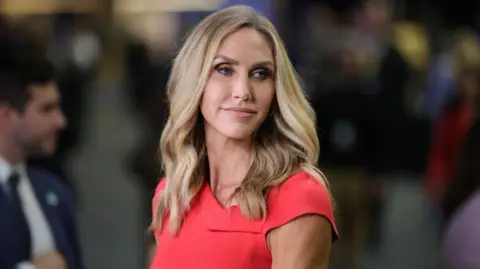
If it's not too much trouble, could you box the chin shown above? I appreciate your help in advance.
[40,142,57,155]
[220,126,256,140]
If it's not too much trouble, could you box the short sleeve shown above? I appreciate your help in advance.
[264,172,339,241]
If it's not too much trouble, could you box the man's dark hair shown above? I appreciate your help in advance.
[0,17,56,111]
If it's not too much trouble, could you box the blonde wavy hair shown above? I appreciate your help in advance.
[153,5,328,234]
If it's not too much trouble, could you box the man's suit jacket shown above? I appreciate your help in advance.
[0,167,84,269]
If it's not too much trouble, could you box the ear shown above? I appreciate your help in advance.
[0,103,8,118]
[0,103,18,120]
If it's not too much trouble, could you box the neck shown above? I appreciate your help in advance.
[205,128,253,191]
[0,134,25,165]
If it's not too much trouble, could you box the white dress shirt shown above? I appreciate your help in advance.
[0,156,55,259]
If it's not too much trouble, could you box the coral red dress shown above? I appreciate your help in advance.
[150,171,338,269]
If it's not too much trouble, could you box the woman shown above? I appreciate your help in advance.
[442,120,480,269]
[150,5,338,269]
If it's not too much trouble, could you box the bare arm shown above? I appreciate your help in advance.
[268,215,333,269]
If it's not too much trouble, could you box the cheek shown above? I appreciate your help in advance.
[201,83,228,118]
[13,122,37,144]
[26,116,45,131]
[22,115,53,137]
[255,86,275,112]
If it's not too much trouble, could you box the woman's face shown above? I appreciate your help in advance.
[201,27,275,140]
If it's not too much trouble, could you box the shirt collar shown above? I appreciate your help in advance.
[0,156,26,185]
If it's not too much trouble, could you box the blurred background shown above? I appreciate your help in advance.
[2,0,479,268]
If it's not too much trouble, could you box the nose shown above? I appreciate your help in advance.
[232,74,253,101]
[56,110,68,130]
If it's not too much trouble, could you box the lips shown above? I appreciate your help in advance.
[222,107,257,117]
[224,107,257,114]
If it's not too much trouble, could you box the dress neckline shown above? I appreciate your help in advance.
[202,182,239,210]
[199,182,265,233]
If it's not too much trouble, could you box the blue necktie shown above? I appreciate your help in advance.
[7,173,32,258]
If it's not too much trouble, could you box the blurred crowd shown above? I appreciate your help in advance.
[0,0,479,268]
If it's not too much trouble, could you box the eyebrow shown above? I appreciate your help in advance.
[214,55,274,68]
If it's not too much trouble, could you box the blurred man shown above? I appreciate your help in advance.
[29,13,101,191]
[0,18,83,269]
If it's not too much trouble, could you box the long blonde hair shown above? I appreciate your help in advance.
[154,5,328,234]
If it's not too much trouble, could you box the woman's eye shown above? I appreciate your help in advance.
[251,68,272,80]
[215,64,234,76]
